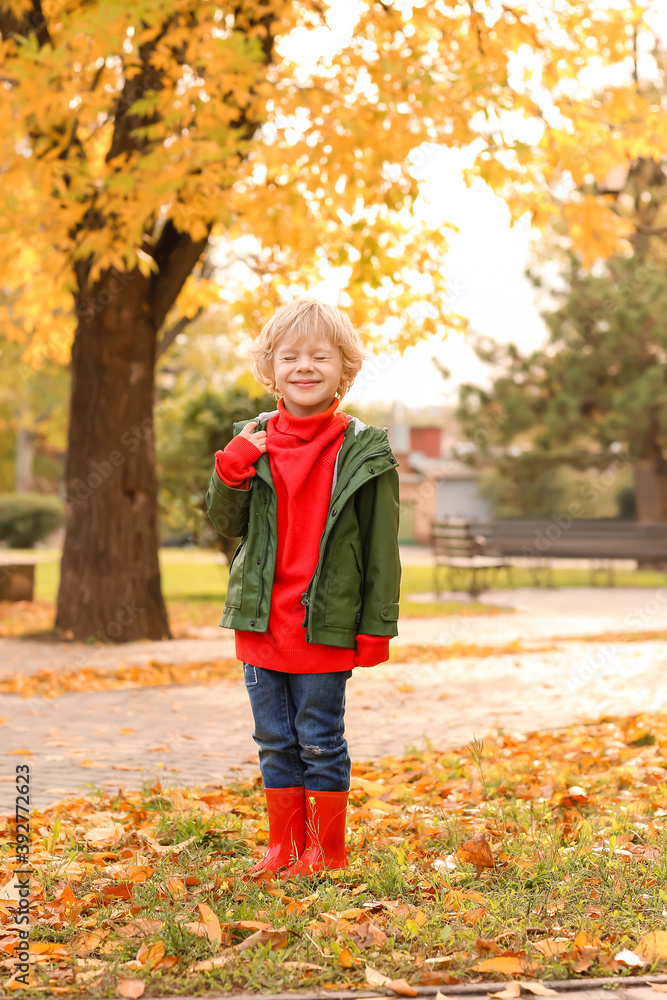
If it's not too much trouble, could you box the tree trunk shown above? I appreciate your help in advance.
[55,265,171,642]
[634,458,667,525]
[15,423,35,492]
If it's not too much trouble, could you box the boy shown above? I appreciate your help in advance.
[206,298,401,875]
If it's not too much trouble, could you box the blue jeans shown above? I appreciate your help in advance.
[242,663,352,791]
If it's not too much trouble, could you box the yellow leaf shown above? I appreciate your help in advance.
[636,931,667,961]
[197,902,222,944]
[117,980,145,999]
[471,957,537,974]
[337,947,357,968]
[136,939,165,969]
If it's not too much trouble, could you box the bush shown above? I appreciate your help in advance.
[0,492,65,548]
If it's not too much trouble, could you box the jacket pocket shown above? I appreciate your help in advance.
[225,538,247,609]
[324,538,363,629]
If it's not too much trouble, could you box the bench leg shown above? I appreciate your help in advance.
[589,560,614,586]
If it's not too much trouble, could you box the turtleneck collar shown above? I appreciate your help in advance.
[273,395,344,442]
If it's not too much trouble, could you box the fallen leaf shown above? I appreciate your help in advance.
[192,952,234,972]
[522,984,559,996]
[139,832,197,855]
[488,984,521,999]
[197,902,222,944]
[182,921,208,938]
[117,980,145,999]
[456,831,495,875]
[472,957,537,974]
[366,965,391,987]
[532,938,571,957]
[236,927,289,951]
[136,939,165,969]
[636,931,667,961]
[166,876,186,899]
[85,823,125,845]
[386,979,418,997]
[338,947,358,968]
[126,866,153,883]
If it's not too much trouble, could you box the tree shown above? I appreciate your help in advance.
[1,0,665,639]
[155,323,275,559]
[456,252,667,524]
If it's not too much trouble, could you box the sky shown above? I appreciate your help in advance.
[342,147,547,410]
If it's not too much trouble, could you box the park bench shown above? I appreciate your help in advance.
[0,555,37,601]
[431,519,513,598]
[472,519,667,586]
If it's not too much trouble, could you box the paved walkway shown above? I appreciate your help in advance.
[3,587,667,679]
[2,587,667,811]
[226,986,667,1000]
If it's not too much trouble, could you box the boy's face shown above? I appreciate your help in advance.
[273,333,345,417]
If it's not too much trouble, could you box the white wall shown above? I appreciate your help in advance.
[436,480,492,523]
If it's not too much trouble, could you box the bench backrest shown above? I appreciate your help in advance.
[431,520,481,558]
[472,519,667,559]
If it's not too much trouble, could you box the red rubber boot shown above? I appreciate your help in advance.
[247,786,306,874]
[283,789,349,876]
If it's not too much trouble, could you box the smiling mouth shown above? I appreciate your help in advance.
[291,380,320,386]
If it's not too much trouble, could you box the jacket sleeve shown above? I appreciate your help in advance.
[355,466,401,637]
[205,468,252,538]
[215,435,263,489]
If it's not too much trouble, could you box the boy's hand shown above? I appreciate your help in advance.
[215,421,267,487]
[238,420,267,454]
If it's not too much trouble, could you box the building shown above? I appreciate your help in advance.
[387,410,492,544]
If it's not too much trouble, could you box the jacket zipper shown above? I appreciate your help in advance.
[300,447,390,641]
[255,490,271,621]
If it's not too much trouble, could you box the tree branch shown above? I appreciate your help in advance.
[156,309,204,359]
[148,220,212,331]
[0,0,50,47]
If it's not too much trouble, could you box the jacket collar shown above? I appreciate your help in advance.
[273,396,344,441]
[237,410,394,495]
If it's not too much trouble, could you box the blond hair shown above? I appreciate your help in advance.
[248,298,368,400]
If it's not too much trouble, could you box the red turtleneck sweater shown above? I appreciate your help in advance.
[214,397,390,673]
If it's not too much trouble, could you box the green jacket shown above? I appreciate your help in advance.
[205,406,401,649]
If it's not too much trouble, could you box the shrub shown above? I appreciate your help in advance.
[0,492,65,548]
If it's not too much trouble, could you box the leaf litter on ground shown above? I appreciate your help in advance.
[2,711,667,995]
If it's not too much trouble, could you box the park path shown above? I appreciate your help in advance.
[2,587,667,811]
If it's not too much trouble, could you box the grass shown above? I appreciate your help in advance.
[24,550,667,604]
[10,711,667,996]
[1,549,664,638]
